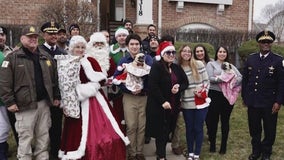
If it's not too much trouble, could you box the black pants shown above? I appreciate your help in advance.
[49,106,63,158]
[207,90,233,151]
[155,111,177,159]
[7,111,18,145]
[155,131,170,159]
[248,107,277,156]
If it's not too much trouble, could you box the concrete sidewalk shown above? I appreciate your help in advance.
[144,138,186,160]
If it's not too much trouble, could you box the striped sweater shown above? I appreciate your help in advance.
[181,60,210,109]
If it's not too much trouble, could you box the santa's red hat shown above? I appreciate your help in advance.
[155,41,175,61]
[195,91,211,108]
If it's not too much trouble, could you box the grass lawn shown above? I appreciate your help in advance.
[199,97,284,160]
[6,97,284,160]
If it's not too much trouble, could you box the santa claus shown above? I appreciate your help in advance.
[85,32,126,131]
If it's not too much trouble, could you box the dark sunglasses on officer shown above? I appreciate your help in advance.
[259,40,273,44]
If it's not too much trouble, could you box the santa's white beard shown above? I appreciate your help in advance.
[86,47,110,76]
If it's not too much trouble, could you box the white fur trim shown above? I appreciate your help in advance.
[196,98,211,109]
[76,82,100,101]
[58,150,64,159]
[115,28,129,37]
[60,96,90,159]
[206,97,211,103]
[155,55,161,61]
[112,78,121,85]
[117,65,124,71]
[80,57,107,82]
[161,46,175,56]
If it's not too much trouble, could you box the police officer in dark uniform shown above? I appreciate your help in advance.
[242,30,284,160]
[39,21,67,159]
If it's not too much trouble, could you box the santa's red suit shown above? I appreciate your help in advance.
[58,56,129,160]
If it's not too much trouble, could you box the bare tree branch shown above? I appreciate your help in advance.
[37,0,97,37]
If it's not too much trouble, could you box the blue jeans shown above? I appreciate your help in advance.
[0,142,8,160]
[183,108,208,155]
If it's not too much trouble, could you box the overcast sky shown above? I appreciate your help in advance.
[253,0,278,22]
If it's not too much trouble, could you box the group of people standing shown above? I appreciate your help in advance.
[0,18,283,160]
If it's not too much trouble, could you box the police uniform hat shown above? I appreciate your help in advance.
[41,21,59,33]
[256,30,275,43]
[58,28,66,34]
[21,25,39,36]
[0,26,7,35]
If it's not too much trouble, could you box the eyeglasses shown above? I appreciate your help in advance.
[164,50,176,56]
[182,50,191,53]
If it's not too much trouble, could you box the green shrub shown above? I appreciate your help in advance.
[238,40,284,61]
[175,41,215,58]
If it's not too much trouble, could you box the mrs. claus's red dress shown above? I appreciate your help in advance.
[58,56,129,160]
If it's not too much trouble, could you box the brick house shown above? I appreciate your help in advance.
[1,0,254,45]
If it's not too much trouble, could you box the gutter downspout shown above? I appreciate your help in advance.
[248,0,253,31]
[97,0,100,31]
[158,0,162,37]
[123,0,126,20]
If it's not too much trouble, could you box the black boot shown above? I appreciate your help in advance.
[219,134,228,154]
[219,144,226,154]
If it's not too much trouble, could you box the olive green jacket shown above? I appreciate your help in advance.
[0,47,61,111]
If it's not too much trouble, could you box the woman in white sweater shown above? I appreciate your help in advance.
[178,44,210,160]
[205,46,242,154]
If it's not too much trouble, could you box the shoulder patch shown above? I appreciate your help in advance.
[1,61,9,68]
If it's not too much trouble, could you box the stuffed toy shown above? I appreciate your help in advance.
[194,83,211,108]
[113,53,151,92]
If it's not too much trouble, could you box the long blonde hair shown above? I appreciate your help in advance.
[177,44,200,81]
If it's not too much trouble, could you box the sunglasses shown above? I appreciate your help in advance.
[164,50,176,56]
[259,40,272,44]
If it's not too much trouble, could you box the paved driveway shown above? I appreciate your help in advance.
[144,138,186,160]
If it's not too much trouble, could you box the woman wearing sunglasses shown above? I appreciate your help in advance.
[146,41,189,160]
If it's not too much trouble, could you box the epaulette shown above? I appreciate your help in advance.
[249,53,258,56]
[273,53,283,58]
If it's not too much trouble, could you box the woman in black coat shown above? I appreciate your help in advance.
[145,41,189,160]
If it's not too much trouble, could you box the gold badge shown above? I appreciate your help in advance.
[268,66,275,74]
[46,60,51,66]
[51,21,55,27]
[30,27,35,33]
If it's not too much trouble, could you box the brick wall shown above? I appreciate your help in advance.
[1,0,250,30]
[0,0,49,26]
[151,0,250,31]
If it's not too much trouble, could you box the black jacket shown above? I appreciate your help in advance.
[242,52,284,107]
[145,60,188,138]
